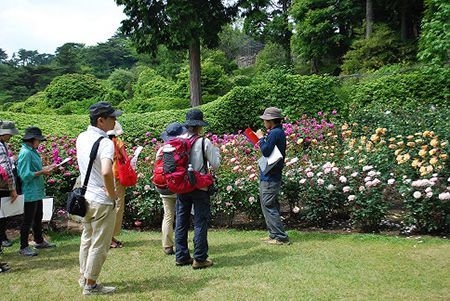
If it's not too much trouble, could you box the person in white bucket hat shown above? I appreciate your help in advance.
[0,120,20,272]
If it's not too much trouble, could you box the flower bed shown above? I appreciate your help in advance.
[7,112,449,235]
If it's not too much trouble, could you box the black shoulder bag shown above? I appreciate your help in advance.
[67,137,104,217]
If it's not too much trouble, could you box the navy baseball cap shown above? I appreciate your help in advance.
[89,102,122,119]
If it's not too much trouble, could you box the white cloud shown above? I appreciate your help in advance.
[0,0,126,58]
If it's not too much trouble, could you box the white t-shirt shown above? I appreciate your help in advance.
[76,125,115,205]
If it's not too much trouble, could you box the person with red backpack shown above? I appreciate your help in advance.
[174,109,220,269]
[154,122,186,255]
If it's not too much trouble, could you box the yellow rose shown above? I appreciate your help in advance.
[428,148,437,156]
[370,134,379,143]
[411,159,421,167]
[395,149,402,156]
[388,144,397,149]
[439,154,448,160]
[297,138,303,145]
[430,138,439,147]
[422,130,431,137]
[375,128,386,135]
[419,166,426,174]
[429,157,438,165]
[406,142,415,147]
[406,135,414,140]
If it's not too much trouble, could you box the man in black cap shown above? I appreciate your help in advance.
[255,107,290,245]
[175,108,220,269]
[76,101,122,295]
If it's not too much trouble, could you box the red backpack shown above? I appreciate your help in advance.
[152,136,213,194]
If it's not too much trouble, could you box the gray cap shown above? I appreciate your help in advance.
[259,107,283,120]
[0,120,19,136]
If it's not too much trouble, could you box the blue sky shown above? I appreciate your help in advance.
[0,0,125,58]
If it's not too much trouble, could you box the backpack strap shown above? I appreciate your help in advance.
[201,137,209,174]
[187,134,200,166]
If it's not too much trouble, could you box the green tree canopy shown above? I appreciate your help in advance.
[290,0,362,74]
[418,0,450,64]
[238,0,293,65]
[116,0,237,106]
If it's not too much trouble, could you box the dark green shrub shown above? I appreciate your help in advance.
[346,65,450,111]
[230,75,252,87]
[255,42,289,73]
[6,92,55,115]
[118,97,189,113]
[107,68,136,98]
[341,24,417,75]
[45,73,107,108]
[55,98,100,115]
[202,70,343,133]
[134,67,181,99]
[175,61,232,100]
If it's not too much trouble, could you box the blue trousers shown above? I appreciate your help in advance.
[175,190,210,262]
[260,181,289,242]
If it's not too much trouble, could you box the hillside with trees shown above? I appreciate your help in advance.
[0,0,447,117]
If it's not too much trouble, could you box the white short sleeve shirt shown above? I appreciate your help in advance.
[76,125,115,205]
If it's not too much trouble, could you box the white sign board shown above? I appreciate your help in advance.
[0,195,24,218]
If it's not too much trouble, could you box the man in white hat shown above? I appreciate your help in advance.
[255,107,290,245]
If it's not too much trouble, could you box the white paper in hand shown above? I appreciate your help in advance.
[56,157,71,167]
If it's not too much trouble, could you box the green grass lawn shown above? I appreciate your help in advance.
[1,229,449,300]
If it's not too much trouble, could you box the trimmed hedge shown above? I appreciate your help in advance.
[2,65,448,146]
[345,65,450,111]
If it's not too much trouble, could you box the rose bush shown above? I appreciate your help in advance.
[7,111,448,234]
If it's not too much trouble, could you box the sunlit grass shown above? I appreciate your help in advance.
[1,230,449,300]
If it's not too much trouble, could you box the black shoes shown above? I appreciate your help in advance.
[176,257,194,266]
